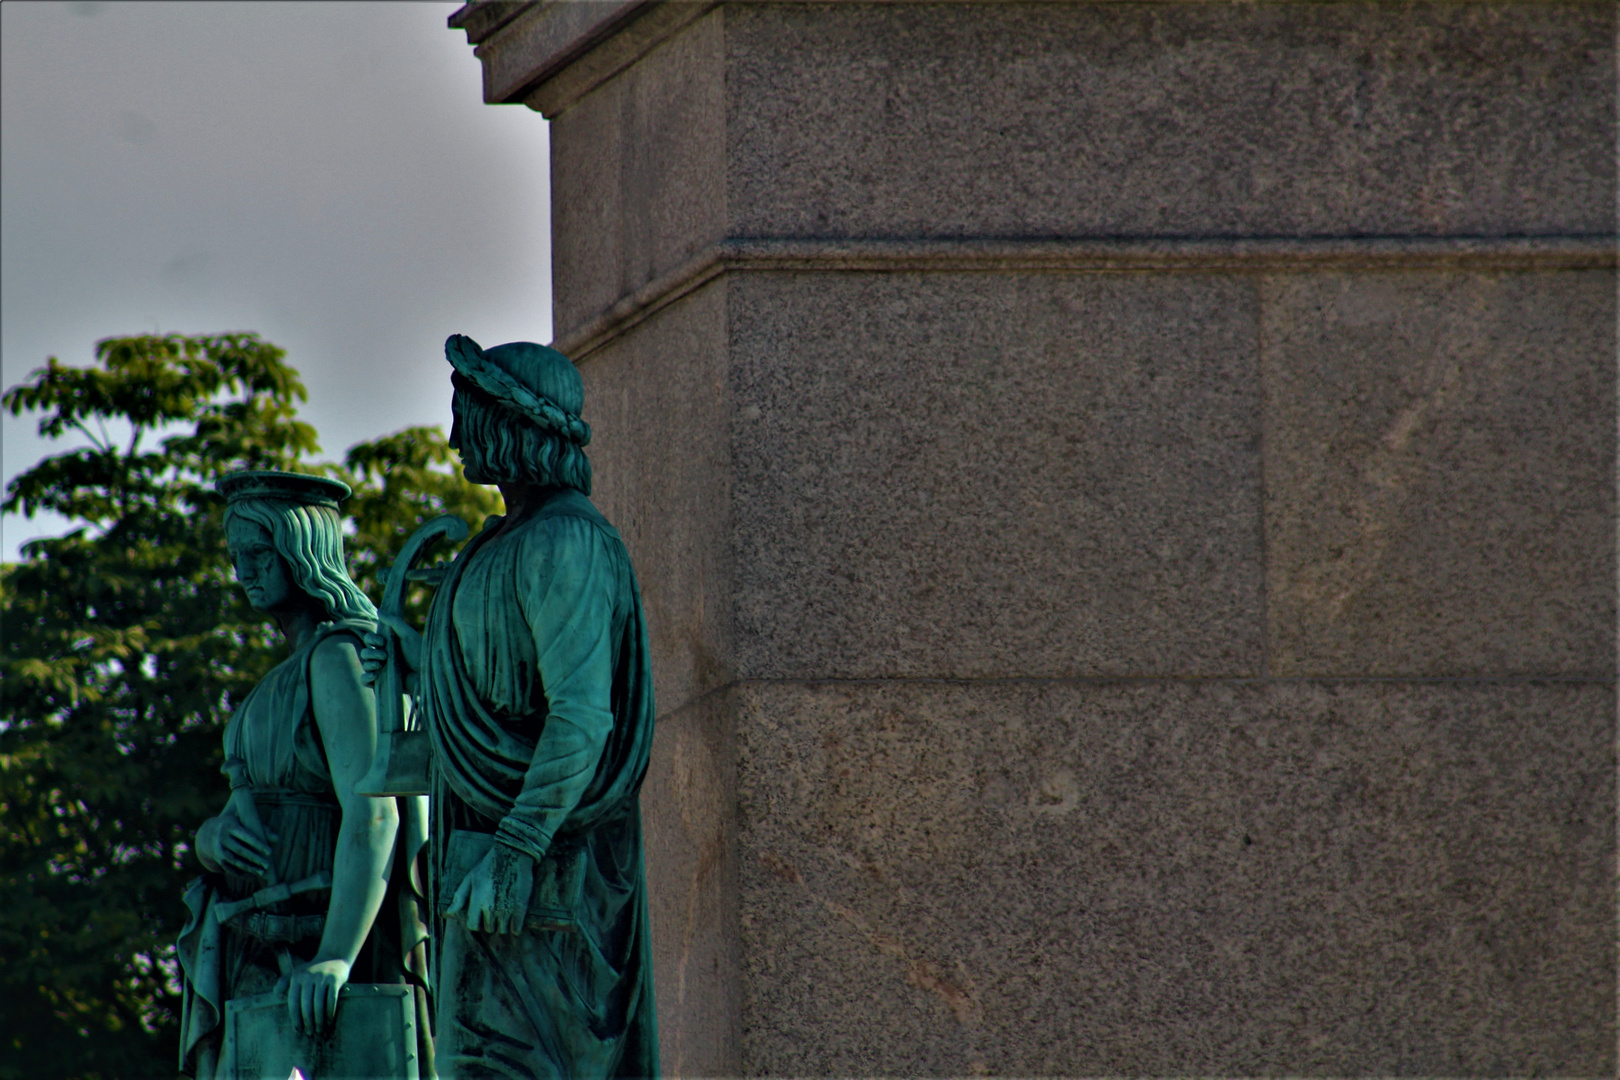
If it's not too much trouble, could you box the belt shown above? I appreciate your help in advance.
[234,910,326,943]
[215,870,333,931]
[252,789,340,810]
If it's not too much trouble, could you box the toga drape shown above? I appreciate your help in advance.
[419,487,658,1080]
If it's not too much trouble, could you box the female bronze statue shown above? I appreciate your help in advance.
[178,470,430,1079]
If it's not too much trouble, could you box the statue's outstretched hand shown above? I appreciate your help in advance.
[447,843,534,935]
[286,957,350,1035]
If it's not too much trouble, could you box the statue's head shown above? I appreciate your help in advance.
[444,335,592,495]
[218,470,377,623]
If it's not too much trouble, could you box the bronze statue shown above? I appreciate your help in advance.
[362,337,659,1079]
[178,471,431,1079]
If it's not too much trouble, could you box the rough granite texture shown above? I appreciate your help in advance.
[577,279,734,718]
[1263,271,1617,678]
[491,0,1620,1074]
[734,679,1616,1076]
[547,1,1616,345]
[727,271,1265,681]
[724,2,1615,242]
[640,689,740,1079]
[549,7,724,339]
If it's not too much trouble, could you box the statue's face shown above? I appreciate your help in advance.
[448,390,491,484]
[226,518,294,613]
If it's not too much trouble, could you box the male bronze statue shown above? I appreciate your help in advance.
[364,336,659,1079]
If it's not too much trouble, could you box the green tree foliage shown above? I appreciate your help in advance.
[0,334,498,1080]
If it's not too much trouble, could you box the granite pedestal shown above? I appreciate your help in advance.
[452,3,1616,1073]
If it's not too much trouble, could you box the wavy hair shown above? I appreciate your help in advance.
[223,498,377,623]
[451,376,592,495]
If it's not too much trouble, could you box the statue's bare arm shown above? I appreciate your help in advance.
[289,633,400,1034]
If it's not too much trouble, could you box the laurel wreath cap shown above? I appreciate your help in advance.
[445,334,591,447]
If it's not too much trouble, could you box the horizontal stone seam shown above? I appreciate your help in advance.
[725,674,1616,689]
[557,233,1617,360]
[564,250,727,363]
[654,679,739,726]
[656,674,1614,718]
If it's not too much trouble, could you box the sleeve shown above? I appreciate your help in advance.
[493,517,618,862]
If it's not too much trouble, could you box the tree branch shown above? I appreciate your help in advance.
[68,419,112,455]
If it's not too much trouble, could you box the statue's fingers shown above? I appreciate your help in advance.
[448,876,472,920]
[302,980,318,1035]
[237,845,270,874]
[287,980,303,1034]
[225,821,267,852]
[221,836,266,875]
[217,835,243,864]
[224,853,261,877]
[469,876,495,929]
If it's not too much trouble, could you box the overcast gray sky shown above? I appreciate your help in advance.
[2,0,554,560]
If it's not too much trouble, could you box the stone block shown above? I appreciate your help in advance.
[728,270,1264,680]
[641,690,740,1079]
[1263,270,1617,678]
[580,279,734,716]
[450,5,1619,1075]
[734,678,1616,1075]
[725,2,1615,242]
[550,7,725,340]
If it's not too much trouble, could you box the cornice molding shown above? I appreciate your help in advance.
[555,234,1618,359]
[449,0,717,115]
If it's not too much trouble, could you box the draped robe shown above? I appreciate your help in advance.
[176,619,432,1079]
[419,487,658,1080]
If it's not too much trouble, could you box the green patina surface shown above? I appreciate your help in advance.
[178,335,657,1080]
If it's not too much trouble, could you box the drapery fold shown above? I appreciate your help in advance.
[419,488,658,1079]
[419,491,655,853]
